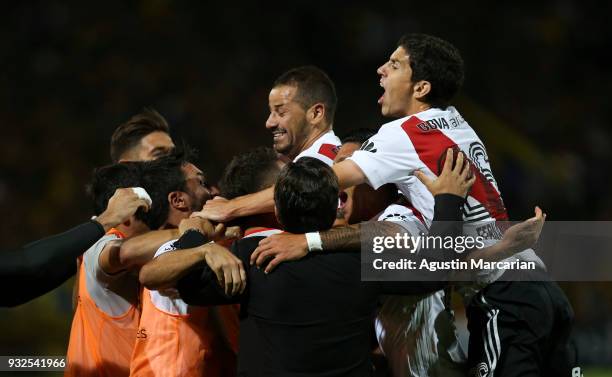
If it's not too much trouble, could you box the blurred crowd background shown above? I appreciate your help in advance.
[0,0,611,374]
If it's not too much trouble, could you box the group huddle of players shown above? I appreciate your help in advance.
[1,33,576,377]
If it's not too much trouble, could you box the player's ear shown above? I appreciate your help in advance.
[307,103,326,125]
[413,80,431,101]
[168,191,189,211]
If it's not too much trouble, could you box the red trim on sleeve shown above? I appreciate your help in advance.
[318,143,339,160]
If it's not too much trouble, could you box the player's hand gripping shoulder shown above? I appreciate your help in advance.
[202,243,247,296]
[251,233,309,273]
[96,188,151,231]
[414,148,475,198]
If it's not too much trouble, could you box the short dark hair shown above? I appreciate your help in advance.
[219,147,281,199]
[274,157,338,233]
[341,128,377,145]
[110,108,171,162]
[273,66,338,124]
[397,34,464,108]
[88,162,156,229]
[139,146,198,229]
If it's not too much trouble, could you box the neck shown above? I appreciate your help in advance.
[164,209,190,229]
[291,125,330,159]
[403,101,431,117]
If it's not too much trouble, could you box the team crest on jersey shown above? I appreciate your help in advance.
[360,140,377,153]
[468,142,495,184]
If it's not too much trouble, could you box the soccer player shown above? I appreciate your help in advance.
[110,107,175,162]
[335,129,467,376]
[0,187,150,307]
[128,152,242,377]
[196,66,341,219]
[65,162,159,376]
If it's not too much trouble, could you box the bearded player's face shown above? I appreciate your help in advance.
[181,163,212,211]
[265,85,311,160]
[377,46,415,118]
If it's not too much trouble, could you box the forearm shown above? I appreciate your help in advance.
[118,229,180,270]
[0,220,105,307]
[320,222,404,252]
[333,160,367,190]
[231,186,275,218]
[139,247,206,290]
[416,194,464,263]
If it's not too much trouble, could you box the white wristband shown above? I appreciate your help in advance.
[305,232,323,253]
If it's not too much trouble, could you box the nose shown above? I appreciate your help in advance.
[265,113,277,129]
[377,63,386,76]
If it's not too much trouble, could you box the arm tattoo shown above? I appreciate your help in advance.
[320,221,405,252]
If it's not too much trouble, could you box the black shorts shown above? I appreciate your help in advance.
[466,271,576,377]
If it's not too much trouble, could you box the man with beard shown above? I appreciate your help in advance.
[128,151,244,377]
[197,66,341,219]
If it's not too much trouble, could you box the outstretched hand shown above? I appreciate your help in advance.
[500,206,547,255]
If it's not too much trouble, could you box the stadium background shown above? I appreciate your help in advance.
[0,1,610,375]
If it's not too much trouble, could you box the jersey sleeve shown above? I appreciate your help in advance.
[154,239,179,258]
[294,144,337,167]
[348,123,421,189]
[84,234,122,289]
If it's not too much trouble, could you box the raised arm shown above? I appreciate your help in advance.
[0,187,150,307]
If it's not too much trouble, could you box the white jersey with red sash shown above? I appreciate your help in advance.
[349,106,544,284]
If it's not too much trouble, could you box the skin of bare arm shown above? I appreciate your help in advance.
[252,221,407,273]
[139,246,207,290]
[193,159,367,223]
[139,242,247,296]
[465,207,546,263]
[98,229,179,275]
